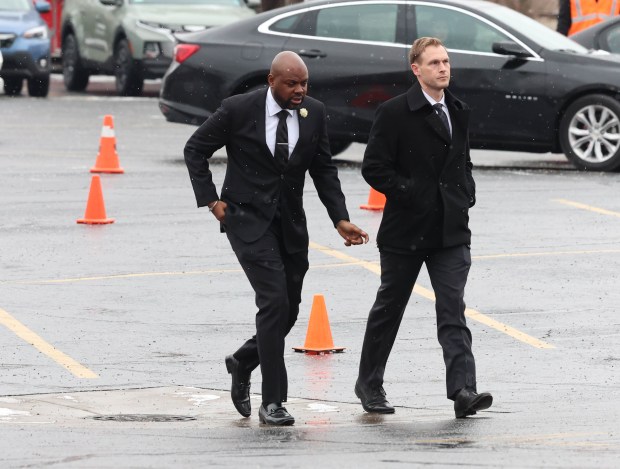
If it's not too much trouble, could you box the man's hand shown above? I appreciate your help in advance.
[210,201,227,222]
[336,220,369,246]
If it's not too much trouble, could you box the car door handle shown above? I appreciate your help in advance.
[298,49,327,58]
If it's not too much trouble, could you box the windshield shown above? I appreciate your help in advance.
[0,0,31,11]
[129,0,245,5]
[483,3,589,53]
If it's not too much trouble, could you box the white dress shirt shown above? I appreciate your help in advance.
[266,89,300,157]
[422,89,452,136]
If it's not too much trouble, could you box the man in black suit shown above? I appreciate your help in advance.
[355,37,493,418]
[184,51,368,426]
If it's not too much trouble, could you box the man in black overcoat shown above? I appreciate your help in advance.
[355,37,493,418]
[184,51,368,426]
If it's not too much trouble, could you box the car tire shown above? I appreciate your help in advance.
[3,77,23,96]
[329,139,352,156]
[559,94,620,171]
[62,33,90,91]
[115,39,143,97]
[28,75,50,97]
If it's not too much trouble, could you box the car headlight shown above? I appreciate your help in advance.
[137,20,206,34]
[23,25,48,39]
[137,20,171,33]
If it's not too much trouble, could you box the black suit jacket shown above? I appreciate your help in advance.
[362,82,476,251]
[184,89,350,253]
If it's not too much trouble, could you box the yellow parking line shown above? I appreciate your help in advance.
[15,268,245,284]
[553,198,620,218]
[10,262,364,285]
[309,242,555,349]
[6,248,616,285]
[474,249,620,260]
[0,307,98,379]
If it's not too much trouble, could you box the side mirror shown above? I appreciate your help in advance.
[34,0,51,13]
[244,0,261,12]
[492,41,532,59]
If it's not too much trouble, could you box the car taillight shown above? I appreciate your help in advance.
[174,44,200,64]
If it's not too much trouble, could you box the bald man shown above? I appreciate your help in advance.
[184,51,368,426]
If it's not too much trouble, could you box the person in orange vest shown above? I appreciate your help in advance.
[557,0,620,36]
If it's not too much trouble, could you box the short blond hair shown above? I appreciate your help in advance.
[409,37,446,64]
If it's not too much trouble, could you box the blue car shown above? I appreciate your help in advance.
[0,0,51,97]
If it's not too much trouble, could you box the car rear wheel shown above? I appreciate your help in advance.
[62,33,90,91]
[28,75,50,97]
[3,77,23,96]
[115,39,143,96]
[560,94,620,171]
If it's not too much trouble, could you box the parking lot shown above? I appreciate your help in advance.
[1,75,619,468]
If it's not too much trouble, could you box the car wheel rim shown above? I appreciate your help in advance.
[568,104,620,164]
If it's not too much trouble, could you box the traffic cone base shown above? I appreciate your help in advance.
[91,114,124,174]
[293,346,345,355]
[77,217,115,224]
[360,187,385,211]
[77,175,115,225]
[293,294,345,354]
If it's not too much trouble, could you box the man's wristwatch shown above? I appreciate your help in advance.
[208,200,219,212]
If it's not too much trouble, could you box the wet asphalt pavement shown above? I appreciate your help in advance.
[0,76,619,468]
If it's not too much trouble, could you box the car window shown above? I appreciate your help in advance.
[314,4,399,43]
[602,26,620,53]
[0,0,31,10]
[414,5,510,53]
[270,13,304,33]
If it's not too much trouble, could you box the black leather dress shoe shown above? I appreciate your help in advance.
[258,402,295,426]
[225,355,251,418]
[355,381,395,414]
[454,388,493,418]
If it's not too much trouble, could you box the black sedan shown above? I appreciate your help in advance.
[572,16,620,54]
[159,0,620,172]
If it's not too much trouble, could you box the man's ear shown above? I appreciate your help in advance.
[267,74,275,87]
[410,63,419,77]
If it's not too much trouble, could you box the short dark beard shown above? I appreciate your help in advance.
[284,96,305,110]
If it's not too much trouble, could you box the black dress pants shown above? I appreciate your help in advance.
[357,244,477,399]
[226,221,309,404]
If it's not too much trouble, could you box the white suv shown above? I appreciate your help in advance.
[61,0,255,96]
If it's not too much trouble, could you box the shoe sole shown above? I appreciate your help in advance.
[455,394,493,418]
[259,413,295,426]
[355,385,395,414]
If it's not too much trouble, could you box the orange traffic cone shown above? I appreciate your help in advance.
[77,175,115,224]
[360,187,385,211]
[91,115,124,173]
[293,294,345,354]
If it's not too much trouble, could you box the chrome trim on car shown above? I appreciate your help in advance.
[257,0,543,61]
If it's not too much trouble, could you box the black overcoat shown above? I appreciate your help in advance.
[362,82,476,251]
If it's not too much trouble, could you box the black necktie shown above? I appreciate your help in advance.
[433,103,451,137]
[275,110,289,165]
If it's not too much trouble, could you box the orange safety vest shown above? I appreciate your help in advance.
[568,0,620,35]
